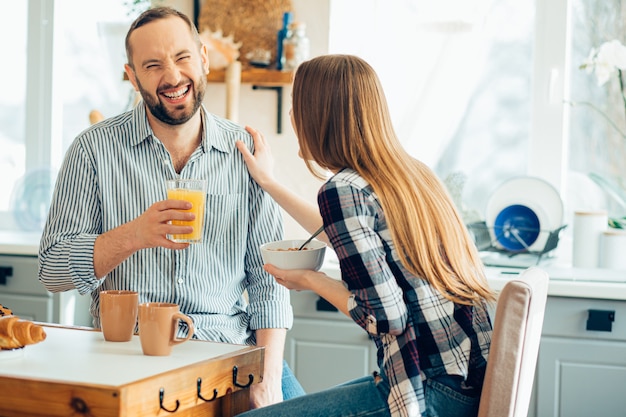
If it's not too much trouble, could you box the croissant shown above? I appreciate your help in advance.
[0,303,12,317]
[0,316,47,349]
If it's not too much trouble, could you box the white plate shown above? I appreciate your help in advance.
[485,176,563,252]
[0,347,25,360]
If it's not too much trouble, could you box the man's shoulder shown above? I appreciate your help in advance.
[79,110,136,139]
[204,111,246,135]
[202,110,250,151]
[73,109,150,152]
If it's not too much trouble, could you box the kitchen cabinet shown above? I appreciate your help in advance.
[535,296,626,417]
[1,254,52,321]
[0,254,91,327]
[285,290,378,394]
[287,262,626,415]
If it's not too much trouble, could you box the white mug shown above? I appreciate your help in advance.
[572,210,607,268]
[600,229,626,270]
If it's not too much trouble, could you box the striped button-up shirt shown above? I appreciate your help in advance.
[39,104,292,345]
[319,169,492,417]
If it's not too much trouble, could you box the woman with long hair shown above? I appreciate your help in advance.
[236,54,495,417]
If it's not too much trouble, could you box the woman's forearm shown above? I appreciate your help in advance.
[305,272,351,316]
[262,180,329,244]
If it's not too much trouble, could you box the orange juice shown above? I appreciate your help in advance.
[167,187,206,243]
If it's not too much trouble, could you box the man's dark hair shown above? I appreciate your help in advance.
[125,7,201,69]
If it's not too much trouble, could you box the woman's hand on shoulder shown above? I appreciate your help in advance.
[236,126,276,189]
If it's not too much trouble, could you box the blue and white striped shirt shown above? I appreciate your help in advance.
[38,104,292,345]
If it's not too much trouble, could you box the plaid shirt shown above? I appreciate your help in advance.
[318,169,492,417]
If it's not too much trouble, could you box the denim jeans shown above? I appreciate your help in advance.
[282,360,306,399]
[421,375,480,417]
[238,375,391,417]
[243,371,481,417]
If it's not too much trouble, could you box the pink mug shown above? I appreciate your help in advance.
[138,303,194,356]
[100,290,138,342]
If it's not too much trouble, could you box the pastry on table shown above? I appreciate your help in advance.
[0,303,12,317]
[0,315,47,349]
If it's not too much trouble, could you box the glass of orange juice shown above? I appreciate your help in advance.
[165,178,207,243]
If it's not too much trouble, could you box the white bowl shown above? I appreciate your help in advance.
[260,239,327,271]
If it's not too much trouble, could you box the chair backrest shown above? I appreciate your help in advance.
[477,266,549,417]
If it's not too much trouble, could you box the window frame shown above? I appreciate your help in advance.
[3,0,582,233]
[529,0,570,195]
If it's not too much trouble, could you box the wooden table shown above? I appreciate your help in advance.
[0,324,264,416]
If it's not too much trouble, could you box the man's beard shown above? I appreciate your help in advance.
[137,77,206,125]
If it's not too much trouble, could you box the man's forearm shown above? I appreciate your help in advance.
[93,223,138,278]
[256,328,286,380]
[249,327,287,408]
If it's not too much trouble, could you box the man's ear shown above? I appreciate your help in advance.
[200,44,210,75]
[124,63,140,91]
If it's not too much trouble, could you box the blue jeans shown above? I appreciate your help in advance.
[243,372,481,417]
[282,360,306,399]
[238,375,391,417]
[421,375,481,417]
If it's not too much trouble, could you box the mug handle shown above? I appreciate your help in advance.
[171,312,194,346]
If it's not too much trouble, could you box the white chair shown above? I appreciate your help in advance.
[478,266,549,417]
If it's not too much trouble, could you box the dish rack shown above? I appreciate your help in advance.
[467,221,567,265]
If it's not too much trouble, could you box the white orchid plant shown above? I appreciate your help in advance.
[575,39,626,228]
[576,39,626,138]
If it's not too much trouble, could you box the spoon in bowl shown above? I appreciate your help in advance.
[298,225,325,250]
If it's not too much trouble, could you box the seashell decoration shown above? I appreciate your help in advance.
[199,28,242,71]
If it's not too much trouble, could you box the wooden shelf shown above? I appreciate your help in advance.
[207,67,293,86]
[123,68,293,85]
[123,67,292,133]
[207,66,291,133]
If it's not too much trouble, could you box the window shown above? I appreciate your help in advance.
[0,2,28,228]
[329,0,534,221]
[329,0,623,257]
[55,0,135,153]
[3,0,623,246]
[0,0,134,232]
[567,0,626,218]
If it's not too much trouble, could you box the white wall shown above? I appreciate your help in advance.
[202,0,330,239]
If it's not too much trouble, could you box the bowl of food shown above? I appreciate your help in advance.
[260,239,327,271]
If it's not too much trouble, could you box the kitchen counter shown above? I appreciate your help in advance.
[485,266,626,300]
[320,250,626,301]
[0,231,40,256]
[2,231,625,300]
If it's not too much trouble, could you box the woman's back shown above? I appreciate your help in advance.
[318,168,492,416]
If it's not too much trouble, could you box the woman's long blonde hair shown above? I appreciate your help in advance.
[292,54,495,305]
